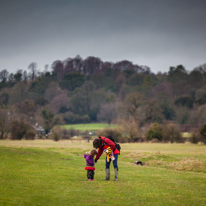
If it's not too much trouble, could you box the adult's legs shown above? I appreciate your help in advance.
[105,156,111,168]
[112,154,118,169]
[112,154,119,181]
[104,157,111,180]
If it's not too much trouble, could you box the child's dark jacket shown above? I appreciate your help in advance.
[84,153,95,171]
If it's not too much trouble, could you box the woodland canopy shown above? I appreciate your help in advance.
[0,56,206,141]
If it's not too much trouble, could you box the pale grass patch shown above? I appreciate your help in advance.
[0,139,93,150]
[123,149,206,172]
[123,152,144,159]
[124,151,169,160]
[122,143,206,155]
[167,158,206,172]
[181,132,192,138]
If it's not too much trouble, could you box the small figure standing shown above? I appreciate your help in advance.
[84,149,97,181]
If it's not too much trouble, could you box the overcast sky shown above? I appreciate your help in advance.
[0,0,206,74]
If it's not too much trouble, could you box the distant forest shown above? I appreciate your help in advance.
[0,55,206,139]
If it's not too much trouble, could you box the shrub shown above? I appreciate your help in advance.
[129,137,145,143]
[119,119,143,142]
[10,119,31,140]
[200,125,206,144]
[51,127,62,141]
[61,129,72,139]
[82,135,92,142]
[190,131,201,144]
[146,123,163,141]
[37,134,44,139]
[80,130,89,136]
[162,123,183,143]
[24,129,36,140]
[174,95,194,108]
[151,138,160,143]
[51,127,78,141]
[83,115,90,123]
[97,128,122,142]
[67,127,79,137]
[63,112,83,124]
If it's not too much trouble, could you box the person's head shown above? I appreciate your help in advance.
[93,138,102,149]
[90,149,97,157]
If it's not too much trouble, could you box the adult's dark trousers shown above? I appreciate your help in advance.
[105,153,118,169]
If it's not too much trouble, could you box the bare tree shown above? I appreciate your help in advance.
[51,60,64,80]
[124,92,143,124]
[0,69,9,81]
[22,70,28,81]
[44,64,49,73]
[115,74,126,91]
[44,82,63,102]
[14,69,23,82]
[97,103,117,125]
[122,92,163,127]
[194,63,206,74]
[28,62,37,80]
[9,82,29,104]
[82,81,96,113]
[49,93,70,113]
[83,56,102,75]
[119,118,141,142]
[152,82,174,101]
[16,99,37,119]
[138,100,163,127]
[0,93,9,106]
[0,106,13,139]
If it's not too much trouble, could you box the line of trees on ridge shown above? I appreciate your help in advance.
[0,55,206,143]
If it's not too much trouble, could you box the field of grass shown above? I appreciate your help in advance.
[181,132,192,138]
[62,123,118,131]
[0,140,206,206]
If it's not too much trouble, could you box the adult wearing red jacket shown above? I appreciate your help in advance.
[93,136,120,181]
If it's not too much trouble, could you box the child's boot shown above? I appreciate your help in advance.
[114,168,118,181]
[103,168,110,180]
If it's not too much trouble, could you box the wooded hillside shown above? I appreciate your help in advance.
[0,56,206,140]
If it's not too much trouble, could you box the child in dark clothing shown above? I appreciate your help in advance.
[84,149,97,181]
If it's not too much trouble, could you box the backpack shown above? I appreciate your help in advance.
[102,136,121,154]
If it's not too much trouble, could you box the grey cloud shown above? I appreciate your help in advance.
[0,0,206,73]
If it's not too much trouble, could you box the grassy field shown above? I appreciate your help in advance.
[62,123,118,131]
[0,140,206,206]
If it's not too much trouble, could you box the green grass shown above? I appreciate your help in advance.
[181,132,192,138]
[0,140,206,206]
[62,123,118,131]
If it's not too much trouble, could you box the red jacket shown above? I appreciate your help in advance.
[95,136,120,161]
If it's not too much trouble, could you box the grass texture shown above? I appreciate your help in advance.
[62,123,118,131]
[0,140,206,206]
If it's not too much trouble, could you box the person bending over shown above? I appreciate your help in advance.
[93,136,120,181]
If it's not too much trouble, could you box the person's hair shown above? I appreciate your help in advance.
[93,138,102,149]
[90,149,97,157]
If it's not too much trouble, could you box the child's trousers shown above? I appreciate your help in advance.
[87,170,94,179]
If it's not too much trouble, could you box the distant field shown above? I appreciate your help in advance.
[181,132,192,138]
[0,140,206,206]
[62,123,118,131]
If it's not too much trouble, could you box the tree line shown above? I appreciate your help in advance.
[0,55,206,142]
